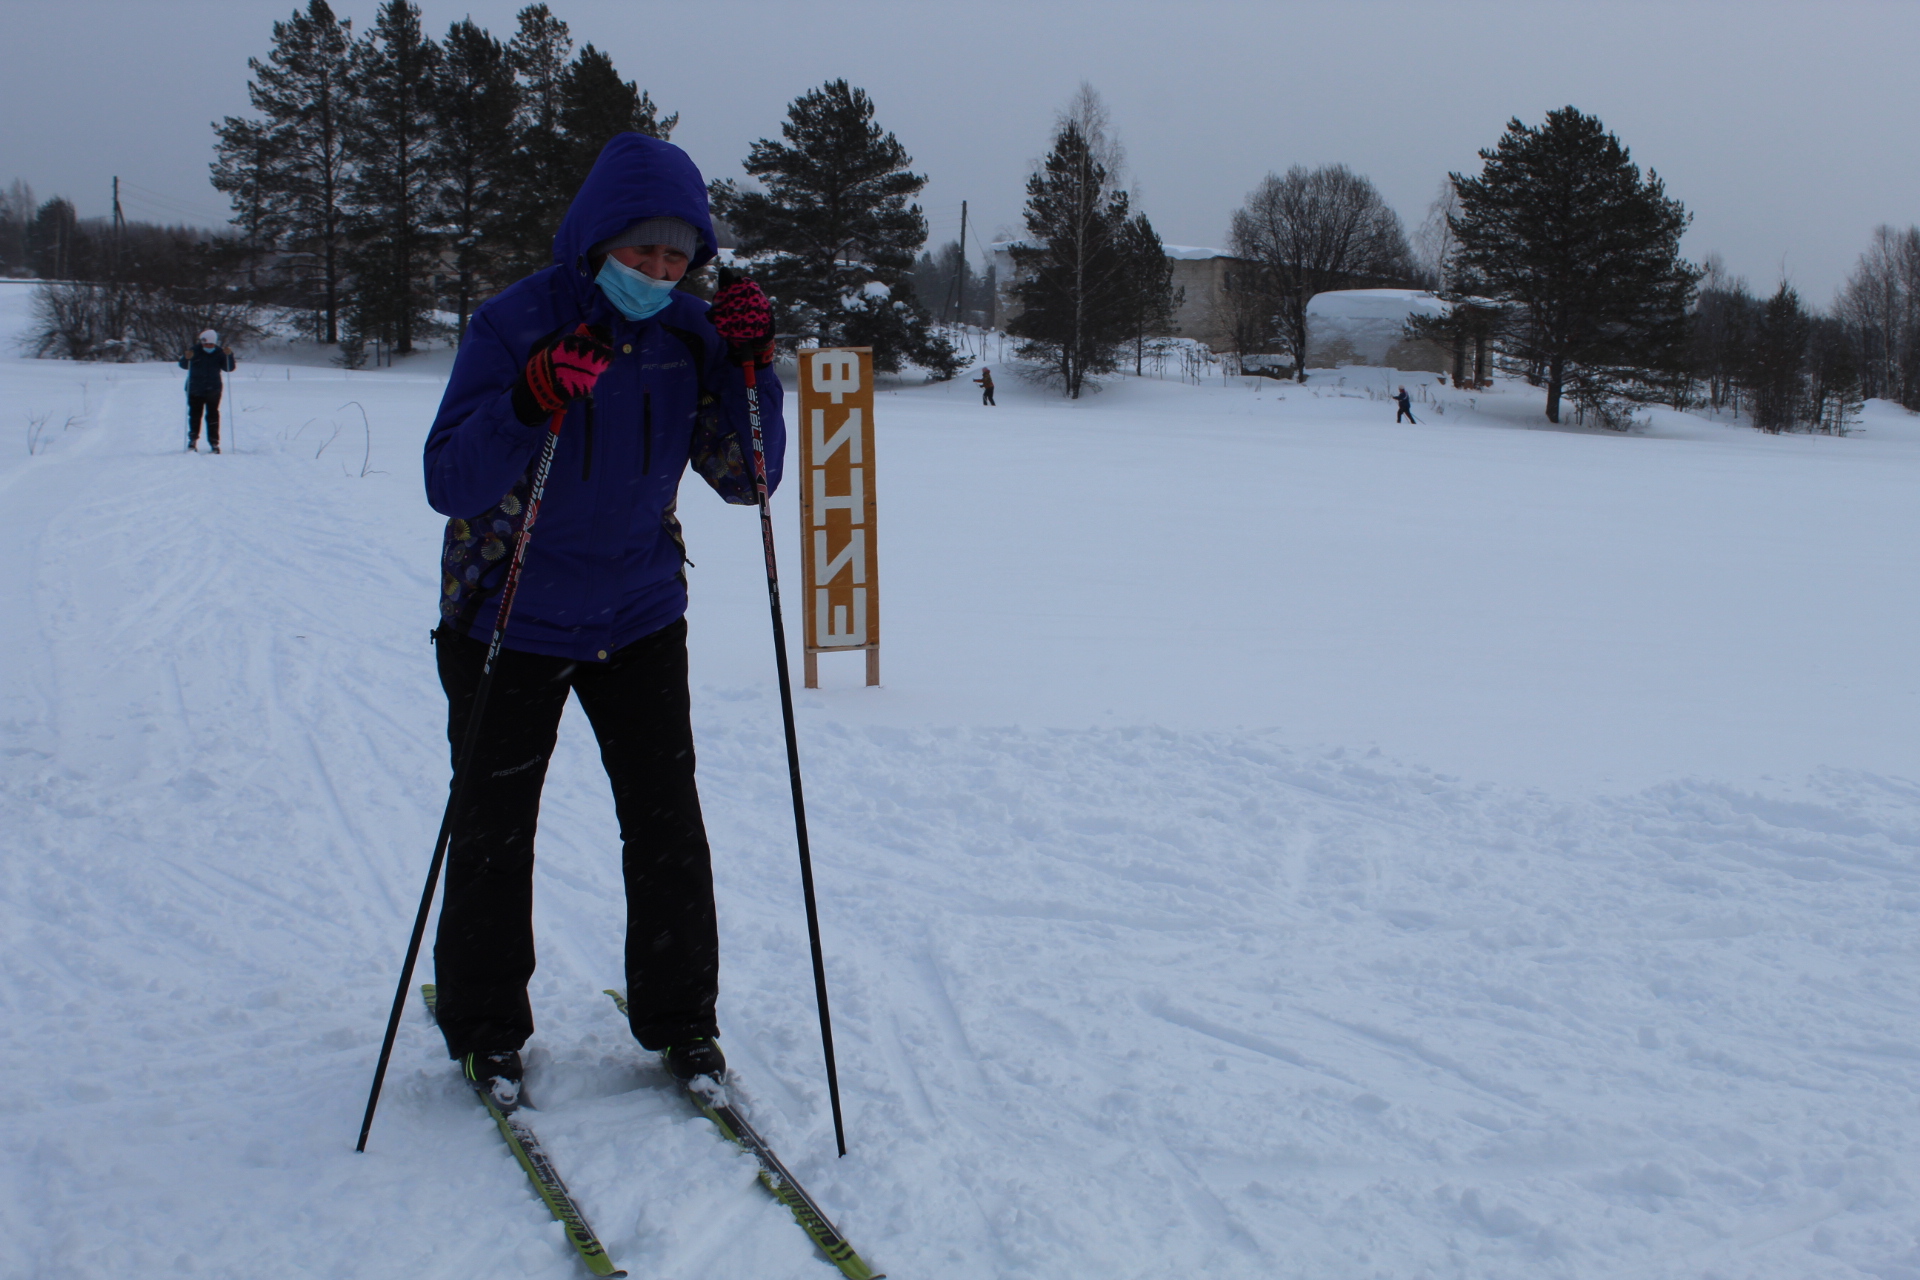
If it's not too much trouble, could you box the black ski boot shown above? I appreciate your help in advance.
[664,1037,726,1083]
[462,1049,524,1111]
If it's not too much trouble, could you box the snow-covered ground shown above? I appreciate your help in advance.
[6,274,1920,1279]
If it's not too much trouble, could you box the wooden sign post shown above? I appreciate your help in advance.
[797,347,879,688]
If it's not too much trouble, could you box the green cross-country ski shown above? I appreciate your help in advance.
[603,989,883,1279]
[421,985,626,1278]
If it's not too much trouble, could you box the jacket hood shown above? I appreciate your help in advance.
[551,134,718,291]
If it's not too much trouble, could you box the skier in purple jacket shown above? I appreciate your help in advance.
[421,133,783,1104]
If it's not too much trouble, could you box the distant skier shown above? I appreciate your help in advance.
[975,366,995,405]
[422,133,783,1108]
[179,330,235,453]
[1394,385,1417,424]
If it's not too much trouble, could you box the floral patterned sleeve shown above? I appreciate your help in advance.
[438,478,530,631]
[687,389,756,505]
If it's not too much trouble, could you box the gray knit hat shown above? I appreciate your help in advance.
[592,216,701,261]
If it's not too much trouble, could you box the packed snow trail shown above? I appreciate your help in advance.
[5,283,1920,1277]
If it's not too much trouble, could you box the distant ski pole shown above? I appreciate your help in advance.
[355,395,572,1153]
[742,360,848,1158]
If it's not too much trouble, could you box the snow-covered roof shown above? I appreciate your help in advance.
[1304,288,1449,322]
[990,239,1233,262]
[1301,289,1450,365]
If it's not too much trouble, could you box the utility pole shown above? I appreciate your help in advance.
[110,176,129,348]
[954,200,967,326]
[111,176,126,283]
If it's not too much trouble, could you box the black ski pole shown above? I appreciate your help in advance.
[741,359,848,1158]
[355,391,574,1153]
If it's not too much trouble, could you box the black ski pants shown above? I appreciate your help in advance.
[188,394,221,448]
[431,618,718,1058]
[1396,404,1416,424]
[982,387,995,405]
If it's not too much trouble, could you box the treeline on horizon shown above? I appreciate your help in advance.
[6,0,1919,431]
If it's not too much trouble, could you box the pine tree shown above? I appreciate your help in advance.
[1450,107,1698,422]
[26,197,83,280]
[212,0,355,342]
[0,180,34,277]
[1118,213,1180,374]
[1006,119,1133,397]
[209,117,277,293]
[557,43,676,200]
[1807,315,1863,434]
[432,18,519,338]
[498,3,573,277]
[1404,257,1510,391]
[0,190,24,276]
[714,80,958,376]
[343,0,442,354]
[1745,283,1811,434]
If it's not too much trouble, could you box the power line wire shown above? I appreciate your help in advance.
[119,181,226,224]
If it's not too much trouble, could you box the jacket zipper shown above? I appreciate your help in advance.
[582,396,595,480]
[642,392,652,475]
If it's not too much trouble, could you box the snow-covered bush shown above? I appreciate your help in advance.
[25,281,262,362]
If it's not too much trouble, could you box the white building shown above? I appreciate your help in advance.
[1303,289,1450,372]
[990,241,1242,351]
[987,245,1450,371]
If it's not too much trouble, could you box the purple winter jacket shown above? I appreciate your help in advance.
[424,133,785,662]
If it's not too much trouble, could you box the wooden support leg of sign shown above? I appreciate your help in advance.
[800,647,878,688]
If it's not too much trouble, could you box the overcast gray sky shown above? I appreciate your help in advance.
[5,0,1915,302]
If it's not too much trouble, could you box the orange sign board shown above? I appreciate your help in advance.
[796,347,879,687]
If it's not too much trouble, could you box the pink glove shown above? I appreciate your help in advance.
[709,270,776,367]
[514,325,612,423]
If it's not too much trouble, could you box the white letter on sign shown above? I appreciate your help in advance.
[813,529,866,584]
[810,350,862,404]
[816,587,868,647]
[812,466,864,525]
[810,408,862,463]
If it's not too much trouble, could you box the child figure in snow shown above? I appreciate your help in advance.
[179,330,235,452]
[422,133,783,1105]
[974,366,995,405]
[1394,385,1417,424]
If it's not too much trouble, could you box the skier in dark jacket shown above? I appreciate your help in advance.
[421,132,783,1105]
[179,330,235,452]
[1394,385,1417,424]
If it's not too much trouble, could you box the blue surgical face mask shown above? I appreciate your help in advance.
[595,254,680,321]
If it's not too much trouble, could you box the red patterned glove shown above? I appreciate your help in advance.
[513,325,612,424]
[709,270,775,367]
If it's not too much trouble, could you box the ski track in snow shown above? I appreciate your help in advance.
[4,285,1920,1278]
